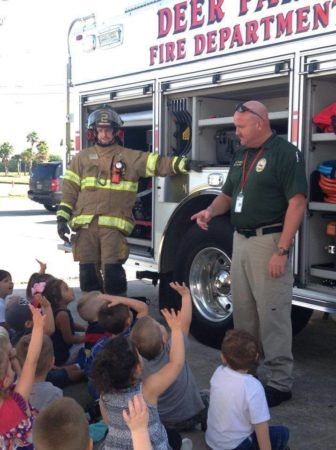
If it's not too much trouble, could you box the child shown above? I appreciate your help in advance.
[32,394,152,450]
[0,329,21,377]
[16,334,63,411]
[77,290,109,355]
[85,295,148,373]
[32,397,93,450]
[43,277,85,366]
[0,269,14,328]
[91,308,188,450]
[131,282,206,431]
[25,259,53,301]
[5,295,83,387]
[0,304,45,450]
[5,295,55,345]
[85,294,149,399]
[205,329,290,450]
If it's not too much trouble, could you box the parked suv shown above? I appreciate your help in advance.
[28,162,63,212]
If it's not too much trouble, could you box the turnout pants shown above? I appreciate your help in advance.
[231,231,294,391]
[72,217,130,265]
[72,217,129,294]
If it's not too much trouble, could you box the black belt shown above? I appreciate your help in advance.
[236,225,283,238]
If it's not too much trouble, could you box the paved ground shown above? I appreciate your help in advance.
[13,280,336,450]
[4,195,336,450]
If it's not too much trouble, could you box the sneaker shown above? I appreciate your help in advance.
[264,385,292,407]
[75,347,87,369]
[181,438,193,450]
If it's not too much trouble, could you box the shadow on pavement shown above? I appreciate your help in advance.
[0,210,52,217]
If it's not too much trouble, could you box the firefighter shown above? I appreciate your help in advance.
[57,104,203,295]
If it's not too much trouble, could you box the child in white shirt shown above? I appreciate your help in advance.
[206,329,290,450]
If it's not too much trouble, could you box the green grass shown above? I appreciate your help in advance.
[0,173,29,184]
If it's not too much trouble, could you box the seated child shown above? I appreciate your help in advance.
[43,278,85,367]
[0,269,14,329]
[5,295,55,345]
[16,334,62,411]
[26,259,53,300]
[86,294,148,376]
[32,394,152,450]
[131,282,206,431]
[0,329,21,378]
[91,308,189,450]
[85,294,149,399]
[77,291,109,356]
[205,329,290,450]
[33,397,93,450]
[5,295,83,387]
[0,304,44,450]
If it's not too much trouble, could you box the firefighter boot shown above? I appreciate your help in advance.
[79,263,103,292]
[104,263,127,295]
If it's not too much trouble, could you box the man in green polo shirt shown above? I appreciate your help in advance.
[191,101,307,407]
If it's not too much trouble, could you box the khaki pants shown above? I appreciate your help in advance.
[231,231,294,391]
[72,217,130,266]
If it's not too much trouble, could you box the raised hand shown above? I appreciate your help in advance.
[28,304,45,329]
[169,281,190,297]
[123,394,149,432]
[160,308,182,331]
[36,258,47,274]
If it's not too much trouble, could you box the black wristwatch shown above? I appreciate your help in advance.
[276,247,290,256]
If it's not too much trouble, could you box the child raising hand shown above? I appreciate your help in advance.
[92,308,185,450]
[0,305,45,450]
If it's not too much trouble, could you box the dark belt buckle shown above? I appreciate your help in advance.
[238,228,256,238]
[245,230,256,238]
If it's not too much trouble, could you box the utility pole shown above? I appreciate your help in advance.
[66,13,95,166]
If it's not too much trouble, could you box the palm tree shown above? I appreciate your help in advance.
[0,142,14,175]
[12,154,22,175]
[21,148,34,175]
[36,140,49,163]
[26,132,39,152]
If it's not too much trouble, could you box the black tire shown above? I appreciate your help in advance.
[44,204,58,213]
[174,216,234,348]
[291,305,313,335]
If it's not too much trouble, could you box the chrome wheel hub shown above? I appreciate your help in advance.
[189,246,232,323]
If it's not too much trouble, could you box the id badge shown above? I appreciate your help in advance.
[235,193,244,213]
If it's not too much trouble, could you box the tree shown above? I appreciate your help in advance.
[35,140,49,163]
[26,131,39,150]
[21,148,34,175]
[11,154,22,175]
[49,154,62,162]
[0,142,14,175]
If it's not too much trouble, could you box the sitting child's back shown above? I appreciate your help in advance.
[131,316,204,425]
[16,334,62,411]
[205,329,290,450]
[77,291,108,355]
[131,283,205,429]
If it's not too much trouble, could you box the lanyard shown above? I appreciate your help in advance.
[241,147,264,192]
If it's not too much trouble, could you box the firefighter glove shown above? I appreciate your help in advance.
[57,217,71,243]
[185,159,208,172]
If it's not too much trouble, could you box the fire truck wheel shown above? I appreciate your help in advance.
[291,305,313,335]
[174,216,234,348]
